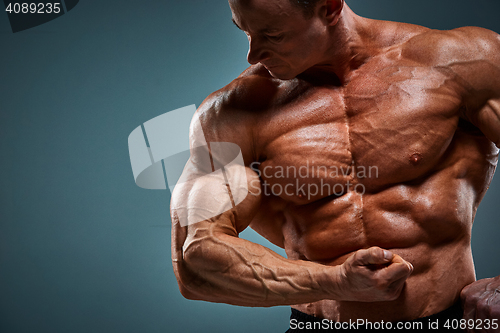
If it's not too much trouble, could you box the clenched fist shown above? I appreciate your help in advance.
[337,246,414,302]
[461,275,500,333]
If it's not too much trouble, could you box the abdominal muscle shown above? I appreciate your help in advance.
[273,171,477,322]
[292,242,475,322]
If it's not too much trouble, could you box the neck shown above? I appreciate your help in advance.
[307,5,378,84]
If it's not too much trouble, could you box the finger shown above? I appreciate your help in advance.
[380,261,413,282]
[490,289,500,317]
[390,254,414,272]
[461,287,477,321]
[475,289,500,333]
[462,300,476,322]
[474,291,490,321]
[354,247,393,266]
[487,291,500,333]
[463,290,489,323]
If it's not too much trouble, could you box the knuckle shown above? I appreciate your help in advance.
[368,247,381,258]
[352,251,363,263]
[341,263,351,279]
[353,250,363,262]
[467,292,481,303]
[460,287,470,299]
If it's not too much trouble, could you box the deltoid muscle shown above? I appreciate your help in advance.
[128,104,249,227]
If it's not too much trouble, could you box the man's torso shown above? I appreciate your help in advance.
[203,23,498,321]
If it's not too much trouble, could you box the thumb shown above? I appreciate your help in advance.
[353,247,393,266]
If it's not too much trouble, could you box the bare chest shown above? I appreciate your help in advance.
[252,65,462,202]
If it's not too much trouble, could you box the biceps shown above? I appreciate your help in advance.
[170,166,262,284]
[172,165,260,230]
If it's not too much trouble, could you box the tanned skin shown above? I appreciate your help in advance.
[171,0,500,328]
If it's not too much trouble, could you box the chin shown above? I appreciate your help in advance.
[267,68,298,81]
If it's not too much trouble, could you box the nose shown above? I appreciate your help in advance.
[246,36,270,65]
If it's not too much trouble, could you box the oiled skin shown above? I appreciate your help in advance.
[171,9,500,323]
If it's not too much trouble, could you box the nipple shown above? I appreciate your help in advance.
[409,153,422,165]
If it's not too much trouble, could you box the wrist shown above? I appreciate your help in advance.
[314,264,345,300]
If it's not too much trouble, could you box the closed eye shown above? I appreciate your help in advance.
[265,33,284,42]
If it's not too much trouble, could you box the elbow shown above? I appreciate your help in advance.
[174,230,237,302]
[172,242,218,301]
[173,262,206,301]
[177,280,202,301]
[172,254,206,301]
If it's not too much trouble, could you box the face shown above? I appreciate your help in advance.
[229,0,329,80]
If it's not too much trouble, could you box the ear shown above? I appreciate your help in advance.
[320,0,344,26]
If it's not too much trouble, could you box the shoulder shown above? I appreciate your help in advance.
[401,26,500,67]
[202,64,279,114]
[191,65,280,158]
[195,64,280,134]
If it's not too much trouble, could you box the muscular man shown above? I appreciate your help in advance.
[171,0,500,331]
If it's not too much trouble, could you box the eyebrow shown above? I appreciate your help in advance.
[231,18,281,34]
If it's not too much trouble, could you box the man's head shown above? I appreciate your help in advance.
[290,0,323,18]
[229,0,344,80]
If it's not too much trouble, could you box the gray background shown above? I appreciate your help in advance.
[1,1,499,332]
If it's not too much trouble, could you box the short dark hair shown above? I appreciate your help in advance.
[290,0,323,17]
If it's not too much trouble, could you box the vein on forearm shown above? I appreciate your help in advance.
[182,223,324,304]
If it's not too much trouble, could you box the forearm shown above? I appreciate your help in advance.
[179,223,341,307]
